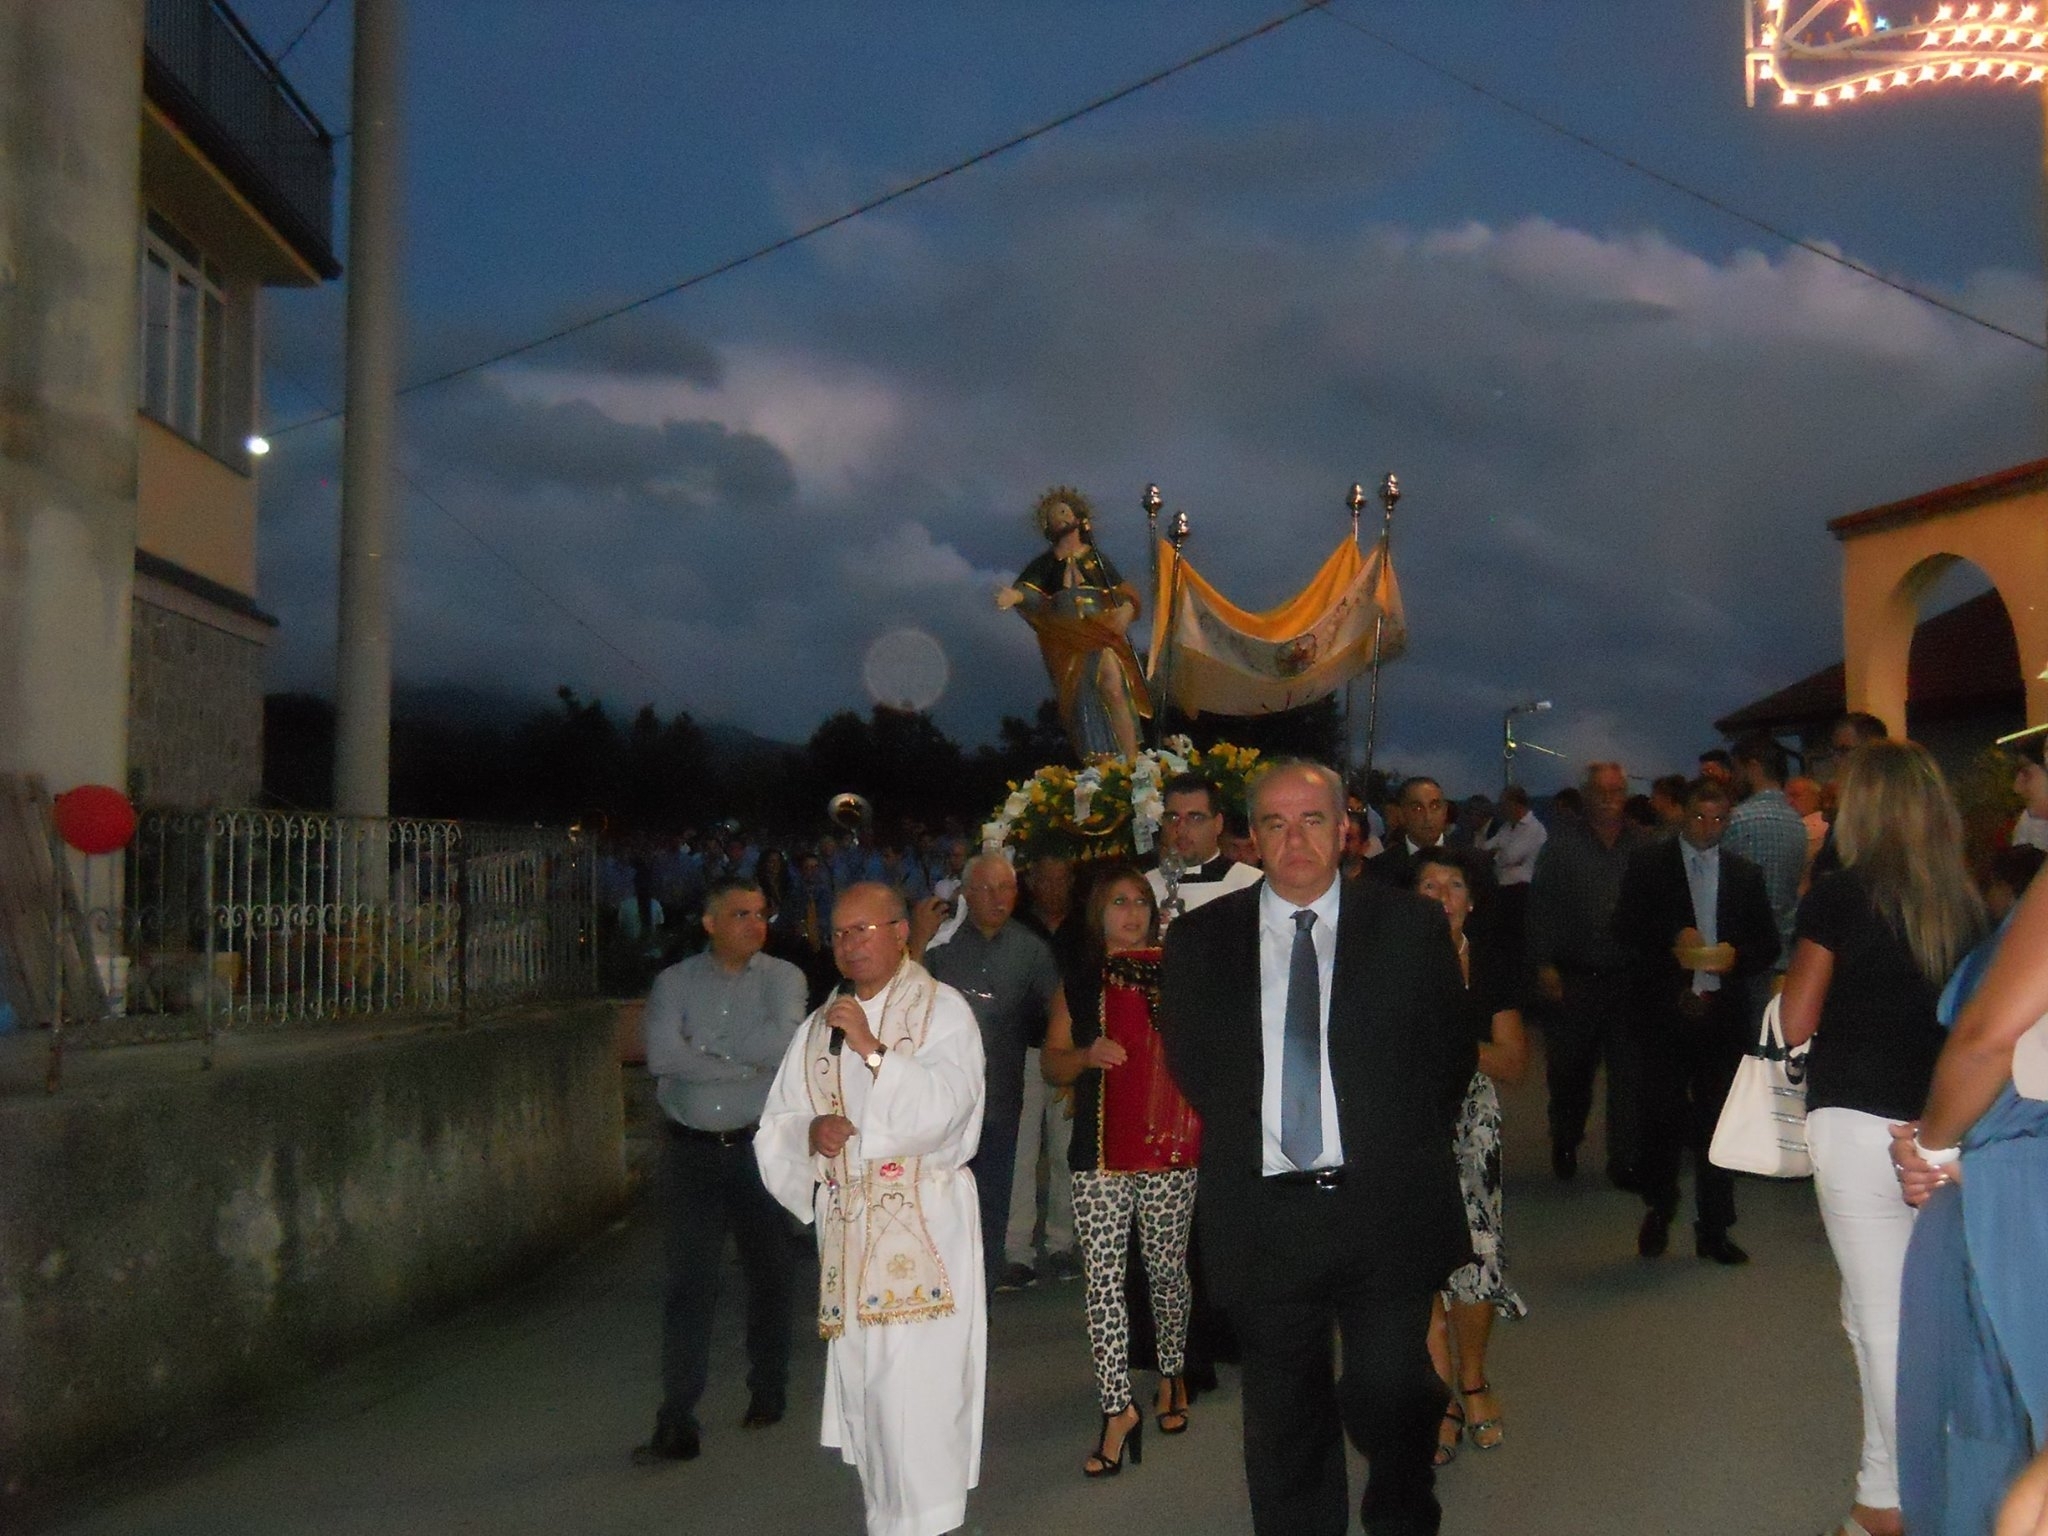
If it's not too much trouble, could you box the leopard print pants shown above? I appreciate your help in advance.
[1070,1167,1198,1415]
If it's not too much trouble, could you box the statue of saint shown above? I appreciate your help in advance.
[996,488,1151,762]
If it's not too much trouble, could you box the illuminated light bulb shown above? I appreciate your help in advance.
[1816,87,1833,102]
[2025,3,2041,17]
[2005,27,2023,41]
[1866,74,1885,90]
[2031,62,2046,76]
[1992,1,2008,18]
[1946,58,1965,72]
[1975,56,1995,71]
[1920,62,1938,76]
[1781,86,1801,102]
[1964,3,1981,18]
[1762,25,1778,43]
[1895,67,1912,82]
[1936,2,1953,16]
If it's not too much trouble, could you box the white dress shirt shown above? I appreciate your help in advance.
[1258,875,1345,1174]
[1683,841,1721,995]
[1480,811,1547,886]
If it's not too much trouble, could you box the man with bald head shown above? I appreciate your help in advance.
[1163,760,1474,1536]
[919,852,1062,1292]
[755,882,988,1536]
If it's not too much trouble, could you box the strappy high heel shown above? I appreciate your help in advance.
[1461,1379,1504,1450]
[1433,1397,1465,1467]
[1155,1374,1191,1435]
[1084,1406,1143,1478]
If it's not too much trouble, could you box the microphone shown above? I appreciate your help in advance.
[827,977,854,1055]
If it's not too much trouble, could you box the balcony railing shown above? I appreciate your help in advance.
[143,0,340,278]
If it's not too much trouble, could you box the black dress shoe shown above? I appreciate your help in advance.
[740,1396,784,1430]
[1695,1227,1750,1266]
[1551,1145,1579,1182]
[631,1423,701,1465]
[1637,1208,1671,1259]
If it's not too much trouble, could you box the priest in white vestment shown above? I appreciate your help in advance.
[756,882,987,1536]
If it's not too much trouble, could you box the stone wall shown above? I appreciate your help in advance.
[128,592,265,808]
[0,1006,627,1504]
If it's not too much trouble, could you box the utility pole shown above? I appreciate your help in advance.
[333,0,404,817]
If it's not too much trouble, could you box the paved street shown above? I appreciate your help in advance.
[33,1048,1869,1536]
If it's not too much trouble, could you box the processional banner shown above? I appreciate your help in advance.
[1146,536,1405,717]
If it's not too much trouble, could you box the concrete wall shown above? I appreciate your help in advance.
[135,418,258,595]
[0,1006,627,1503]
[0,0,147,797]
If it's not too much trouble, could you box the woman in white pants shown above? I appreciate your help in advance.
[1781,741,1984,1536]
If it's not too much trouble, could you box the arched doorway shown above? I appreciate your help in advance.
[1833,460,2048,745]
[1898,555,2026,766]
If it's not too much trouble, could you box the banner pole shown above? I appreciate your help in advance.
[1360,474,1400,793]
[1341,483,1365,784]
[1154,509,1191,751]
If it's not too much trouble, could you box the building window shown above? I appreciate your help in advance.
[138,210,236,462]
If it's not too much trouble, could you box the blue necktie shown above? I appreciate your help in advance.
[1281,908,1324,1170]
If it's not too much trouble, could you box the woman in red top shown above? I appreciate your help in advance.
[1043,863,1201,1479]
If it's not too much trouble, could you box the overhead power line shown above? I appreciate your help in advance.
[263,364,668,691]
[275,0,336,64]
[271,0,1330,437]
[1315,1,2048,353]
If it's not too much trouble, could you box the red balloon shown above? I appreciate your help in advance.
[53,784,137,855]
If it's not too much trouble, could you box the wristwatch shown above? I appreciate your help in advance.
[862,1044,887,1073]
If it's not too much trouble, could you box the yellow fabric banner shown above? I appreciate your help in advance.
[1146,536,1405,717]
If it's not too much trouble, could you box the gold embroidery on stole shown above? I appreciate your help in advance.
[804,959,957,1338]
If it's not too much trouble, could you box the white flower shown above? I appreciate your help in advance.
[1003,790,1029,819]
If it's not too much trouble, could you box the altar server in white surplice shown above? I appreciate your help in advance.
[756,882,987,1536]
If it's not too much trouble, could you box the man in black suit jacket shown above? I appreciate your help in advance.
[1613,777,1782,1265]
[1162,760,1474,1536]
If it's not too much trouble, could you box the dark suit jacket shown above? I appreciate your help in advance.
[1611,839,1781,1020]
[1159,876,1477,1306]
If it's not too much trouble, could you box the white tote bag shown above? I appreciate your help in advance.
[1709,993,1813,1178]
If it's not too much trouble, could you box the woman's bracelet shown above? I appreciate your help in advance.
[1912,1135,1962,1168]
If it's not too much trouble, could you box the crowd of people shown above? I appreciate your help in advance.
[624,717,2048,1536]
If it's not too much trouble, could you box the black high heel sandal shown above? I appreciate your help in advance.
[1083,1406,1143,1478]
[1155,1375,1191,1435]
[1432,1397,1466,1467]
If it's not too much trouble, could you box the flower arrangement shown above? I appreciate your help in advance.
[983,737,1262,863]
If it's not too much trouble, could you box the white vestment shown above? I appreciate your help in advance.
[756,968,987,1536]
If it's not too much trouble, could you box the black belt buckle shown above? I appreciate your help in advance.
[671,1121,759,1148]
[1268,1166,1346,1192]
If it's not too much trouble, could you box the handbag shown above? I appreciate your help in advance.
[1709,992,1812,1178]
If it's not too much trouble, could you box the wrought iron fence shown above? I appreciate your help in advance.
[60,811,599,1052]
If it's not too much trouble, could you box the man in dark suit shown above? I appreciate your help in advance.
[1162,759,1475,1536]
[1613,777,1782,1265]
[1363,774,1451,890]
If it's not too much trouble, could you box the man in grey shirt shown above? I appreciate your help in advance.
[634,877,808,1466]
[916,852,1060,1293]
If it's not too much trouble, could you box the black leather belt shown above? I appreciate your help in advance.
[669,1121,758,1147]
[1266,1166,1346,1191]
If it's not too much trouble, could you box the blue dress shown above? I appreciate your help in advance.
[1897,916,2048,1535]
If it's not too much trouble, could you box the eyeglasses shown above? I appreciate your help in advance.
[831,919,905,944]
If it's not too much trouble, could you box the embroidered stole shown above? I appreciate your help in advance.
[805,958,955,1338]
